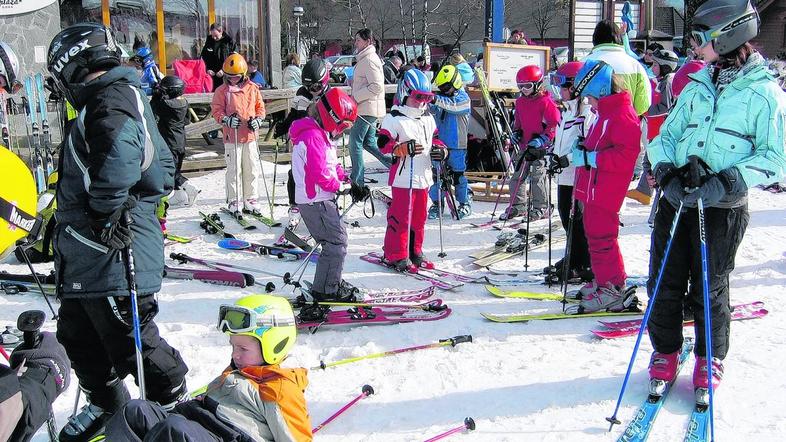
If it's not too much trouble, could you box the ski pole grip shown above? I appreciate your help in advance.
[442,335,472,346]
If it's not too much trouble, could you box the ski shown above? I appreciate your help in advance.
[484,285,577,302]
[296,298,446,312]
[218,238,313,261]
[616,338,694,442]
[34,73,54,178]
[199,211,236,238]
[163,265,254,287]
[371,189,392,208]
[363,252,482,284]
[164,233,193,243]
[220,208,257,230]
[484,274,649,288]
[683,405,711,442]
[481,310,642,323]
[296,282,436,304]
[598,301,765,329]
[593,302,768,339]
[284,227,314,252]
[298,305,452,329]
[473,233,558,267]
[359,253,464,290]
[243,209,282,227]
[23,77,45,194]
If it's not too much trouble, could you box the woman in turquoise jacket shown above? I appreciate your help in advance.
[645,0,786,405]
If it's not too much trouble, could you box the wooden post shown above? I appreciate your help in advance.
[568,0,576,61]
[257,0,267,81]
[156,0,166,75]
[208,0,216,27]
[101,0,110,26]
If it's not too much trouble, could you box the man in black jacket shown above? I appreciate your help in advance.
[200,23,237,91]
[47,23,189,441]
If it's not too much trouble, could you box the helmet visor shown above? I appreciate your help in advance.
[549,73,571,88]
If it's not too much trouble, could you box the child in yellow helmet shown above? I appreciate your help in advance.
[104,294,313,441]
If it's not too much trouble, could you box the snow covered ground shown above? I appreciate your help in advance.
[2,153,785,441]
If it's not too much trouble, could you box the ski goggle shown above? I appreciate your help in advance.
[518,82,536,92]
[309,82,326,93]
[409,90,434,103]
[217,304,294,334]
[549,73,573,88]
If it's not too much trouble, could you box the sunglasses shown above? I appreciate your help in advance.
[410,91,434,102]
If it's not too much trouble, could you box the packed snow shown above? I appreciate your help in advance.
[2,153,784,441]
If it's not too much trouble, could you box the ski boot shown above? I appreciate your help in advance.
[59,378,131,442]
[387,258,417,273]
[427,203,442,220]
[297,302,331,322]
[524,207,548,221]
[565,281,597,300]
[693,356,724,406]
[182,182,200,206]
[410,253,434,270]
[564,283,639,314]
[626,189,652,205]
[499,206,523,221]
[227,200,242,215]
[456,203,471,220]
[276,207,302,246]
[200,213,224,234]
[243,199,264,216]
[648,350,681,396]
[1,326,21,348]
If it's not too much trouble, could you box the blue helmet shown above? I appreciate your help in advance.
[572,59,614,99]
[135,47,152,60]
[395,68,433,106]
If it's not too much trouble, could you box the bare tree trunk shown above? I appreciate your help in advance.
[356,0,367,28]
[421,0,428,49]
[347,0,353,39]
[410,0,417,53]
[399,0,409,57]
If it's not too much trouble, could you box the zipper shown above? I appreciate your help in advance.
[714,127,753,142]
[65,225,109,254]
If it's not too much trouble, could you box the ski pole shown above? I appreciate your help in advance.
[423,417,476,442]
[17,246,58,319]
[560,192,577,312]
[406,142,415,266]
[546,171,553,274]
[648,187,661,227]
[501,156,529,230]
[605,200,684,431]
[522,168,533,269]
[121,211,146,400]
[436,162,446,258]
[233,125,241,214]
[271,140,279,220]
[0,345,9,361]
[697,197,715,441]
[313,335,472,370]
[312,384,374,434]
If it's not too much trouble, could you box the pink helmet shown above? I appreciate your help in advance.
[516,65,543,84]
[672,60,705,97]
[551,61,583,87]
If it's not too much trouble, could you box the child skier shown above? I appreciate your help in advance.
[378,69,448,271]
[646,0,786,404]
[105,294,312,441]
[132,46,164,96]
[502,65,560,221]
[545,61,596,283]
[564,59,642,314]
[151,75,200,207]
[211,53,267,215]
[428,64,472,219]
[290,87,358,304]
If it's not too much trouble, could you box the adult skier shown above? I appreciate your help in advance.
[46,23,189,440]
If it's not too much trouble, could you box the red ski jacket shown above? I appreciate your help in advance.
[513,91,560,144]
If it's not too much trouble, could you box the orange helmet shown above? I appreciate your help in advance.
[223,53,248,76]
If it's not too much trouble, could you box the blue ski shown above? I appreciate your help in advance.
[682,405,710,442]
[617,338,694,442]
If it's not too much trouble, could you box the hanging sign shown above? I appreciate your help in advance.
[0,0,57,16]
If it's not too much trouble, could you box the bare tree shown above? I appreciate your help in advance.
[527,0,569,45]
[398,0,409,53]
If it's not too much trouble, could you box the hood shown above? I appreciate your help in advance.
[356,44,376,61]
[596,90,632,116]
[289,116,329,145]
[392,104,426,118]
[72,66,140,109]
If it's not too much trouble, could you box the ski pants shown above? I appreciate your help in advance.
[348,115,392,186]
[105,399,250,442]
[583,203,626,287]
[298,200,347,295]
[557,185,591,270]
[509,152,547,211]
[56,295,188,409]
[633,153,653,196]
[224,140,262,204]
[171,148,187,190]
[646,198,749,360]
[384,187,428,262]
[429,149,469,205]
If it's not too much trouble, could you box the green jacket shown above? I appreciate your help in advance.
[648,54,786,191]
[585,44,652,115]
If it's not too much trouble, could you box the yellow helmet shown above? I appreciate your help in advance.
[434,65,463,93]
[0,146,38,260]
[217,294,297,365]
[222,53,248,76]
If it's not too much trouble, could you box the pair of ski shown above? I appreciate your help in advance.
[360,251,479,291]
[470,221,563,267]
[296,298,451,330]
[220,207,280,229]
[22,73,54,194]
[593,301,768,339]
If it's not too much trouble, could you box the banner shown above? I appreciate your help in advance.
[0,0,57,16]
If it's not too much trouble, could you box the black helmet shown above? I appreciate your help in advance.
[301,58,328,92]
[691,0,759,56]
[47,23,122,107]
[157,75,185,99]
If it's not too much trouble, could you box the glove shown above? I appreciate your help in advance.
[89,198,136,250]
[393,141,423,158]
[350,183,371,203]
[572,147,597,168]
[523,147,547,162]
[652,163,678,187]
[221,114,241,129]
[546,154,570,174]
[430,146,448,162]
[682,168,744,208]
[661,177,687,209]
[10,331,71,397]
[247,116,264,131]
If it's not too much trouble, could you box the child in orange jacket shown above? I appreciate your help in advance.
[211,53,267,215]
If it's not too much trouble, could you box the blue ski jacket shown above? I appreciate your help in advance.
[430,88,471,149]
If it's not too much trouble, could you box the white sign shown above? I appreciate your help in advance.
[483,43,550,92]
[34,46,46,63]
[0,0,57,16]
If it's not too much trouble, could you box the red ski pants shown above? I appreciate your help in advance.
[583,203,627,287]
[384,187,428,262]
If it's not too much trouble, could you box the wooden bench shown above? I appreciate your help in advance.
[466,171,509,203]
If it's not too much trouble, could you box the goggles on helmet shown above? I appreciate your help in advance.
[518,82,536,92]
[549,73,573,88]
[217,304,294,334]
[437,82,456,95]
[691,11,758,49]
[409,90,434,103]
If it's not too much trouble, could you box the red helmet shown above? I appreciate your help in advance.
[316,87,358,138]
[672,60,705,97]
[551,61,583,87]
[516,65,543,84]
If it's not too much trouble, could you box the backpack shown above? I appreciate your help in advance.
[15,179,57,263]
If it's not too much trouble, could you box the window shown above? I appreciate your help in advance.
[164,0,210,69]
[215,0,260,64]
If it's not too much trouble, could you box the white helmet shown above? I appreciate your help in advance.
[0,42,20,91]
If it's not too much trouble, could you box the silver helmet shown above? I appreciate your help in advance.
[691,0,760,56]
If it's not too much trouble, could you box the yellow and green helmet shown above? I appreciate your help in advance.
[217,294,297,365]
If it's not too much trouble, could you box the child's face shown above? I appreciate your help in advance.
[559,86,573,102]
[587,96,599,109]
[652,63,661,77]
[230,334,265,369]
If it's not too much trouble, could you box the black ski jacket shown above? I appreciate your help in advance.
[151,95,189,154]
[200,34,237,74]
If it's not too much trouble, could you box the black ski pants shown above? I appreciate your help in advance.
[557,185,591,269]
[56,295,189,408]
[646,197,749,360]
[105,400,219,442]
[171,149,187,189]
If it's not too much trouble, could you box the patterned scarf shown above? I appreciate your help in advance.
[713,51,765,93]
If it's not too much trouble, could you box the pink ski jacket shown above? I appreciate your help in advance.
[290,117,347,204]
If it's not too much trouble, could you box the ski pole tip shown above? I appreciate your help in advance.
[464,417,476,431]
[361,384,374,396]
[605,416,620,432]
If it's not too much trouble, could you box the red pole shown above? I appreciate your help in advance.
[312,385,374,434]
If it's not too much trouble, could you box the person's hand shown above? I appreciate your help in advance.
[222,114,241,129]
[10,331,71,398]
[393,142,422,158]
[89,198,136,250]
[350,183,371,203]
[661,178,687,209]
[247,116,264,130]
[646,172,657,188]
[216,70,224,78]
[523,147,547,162]
[572,147,597,169]
[652,163,677,187]
[682,170,740,208]
[207,70,215,76]
[430,145,448,162]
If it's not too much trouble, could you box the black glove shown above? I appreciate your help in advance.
[653,163,678,188]
[661,178,687,209]
[430,146,448,162]
[221,113,241,129]
[350,183,371,203]
[682,168,744,208]
[523,147,547,162]
[10,331,71,397]
[90,198,136,250]
[546,154,569,174]
[247,116,264,131]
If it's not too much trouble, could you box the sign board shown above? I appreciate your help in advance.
[483,43,550,92]
[0,0,57,16]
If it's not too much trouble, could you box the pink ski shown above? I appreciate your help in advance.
[359,253,463,290]
[361,286,436,303]
[598,301,765,329]
[297,305,452,328]
[365,252,482,284]
[163,266,254,288]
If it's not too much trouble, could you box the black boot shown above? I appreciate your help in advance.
[297,302,331,322]
[59,377,130,442]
